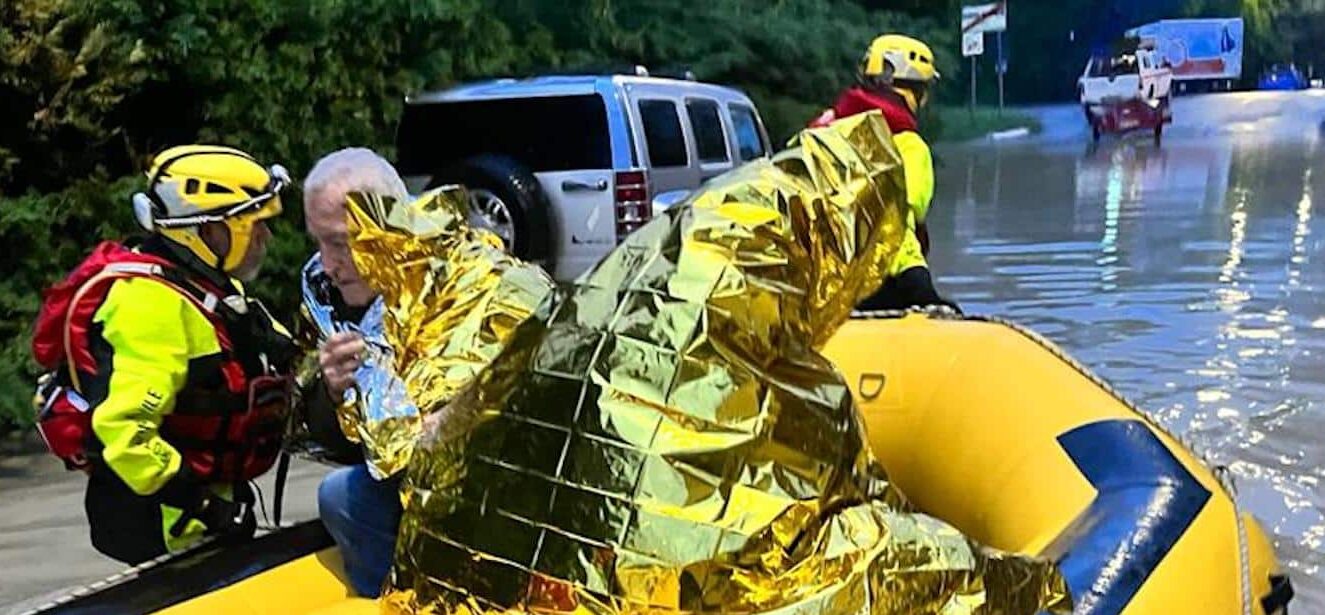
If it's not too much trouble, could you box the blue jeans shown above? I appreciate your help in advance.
[317,464,403,597]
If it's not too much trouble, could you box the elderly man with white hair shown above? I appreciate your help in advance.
[299,147,413,598]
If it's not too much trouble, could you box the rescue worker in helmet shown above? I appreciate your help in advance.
[811,34,960,312]
[34,146,297,564]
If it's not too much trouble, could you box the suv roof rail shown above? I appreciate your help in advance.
[634,65,649,77]
[633,66,699,81]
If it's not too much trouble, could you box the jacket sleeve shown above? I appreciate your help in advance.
[300,375,365,464]
[893,131,935,222]
[89,279,215,496]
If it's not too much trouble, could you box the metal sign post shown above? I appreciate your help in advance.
[971,56,977,117]
[996,31,1006,116]
[961,2,1008,117]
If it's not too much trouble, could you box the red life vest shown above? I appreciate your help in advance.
[32,241,289,482]
[809,86,919,134]
[810,87,930,256]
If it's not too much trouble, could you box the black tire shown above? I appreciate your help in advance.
[431,154,555,271]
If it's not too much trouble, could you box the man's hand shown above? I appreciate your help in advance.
[319,332,365,398]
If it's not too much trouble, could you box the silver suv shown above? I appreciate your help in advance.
[395,73,772,281]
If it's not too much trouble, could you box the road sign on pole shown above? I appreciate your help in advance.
[963,31,985,57]
[961,2,1007,116]
[961,2,1007,35]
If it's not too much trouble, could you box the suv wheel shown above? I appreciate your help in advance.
[431,154,555,271]
[467,188,516,247]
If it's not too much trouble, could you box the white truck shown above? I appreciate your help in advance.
[1126,18,1244,93]
[1078,46,1173,106]
[1078,45,1174,146]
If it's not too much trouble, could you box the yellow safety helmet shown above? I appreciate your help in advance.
[131,145,290,274]
[861,34,941,84]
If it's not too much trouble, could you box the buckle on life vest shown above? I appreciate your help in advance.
[33,373,93,472]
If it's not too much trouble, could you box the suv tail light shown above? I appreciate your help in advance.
[614,170,651,242]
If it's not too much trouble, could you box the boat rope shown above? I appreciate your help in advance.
[16,536,220,615]
[1235,504,1254,615]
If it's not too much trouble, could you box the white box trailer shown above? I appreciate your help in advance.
[1125,18,1244,92]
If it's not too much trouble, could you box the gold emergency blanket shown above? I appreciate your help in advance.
[335,187,554,477]
[368,112,1072,614]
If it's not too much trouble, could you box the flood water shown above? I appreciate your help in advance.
[927,92,1325,611]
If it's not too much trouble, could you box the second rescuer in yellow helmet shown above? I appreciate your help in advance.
[810,34,958,312]
[860,34,941,111]
[132,145,291,281]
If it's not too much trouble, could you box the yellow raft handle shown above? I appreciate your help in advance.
[857,373,886,400]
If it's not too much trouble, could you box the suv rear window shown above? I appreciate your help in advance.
[638,99,688,167]
[1086,57,1114,78]
[686,99,729,163]
[729,104,766,162]
[396,94,611,175]
[1088,55,1139,78]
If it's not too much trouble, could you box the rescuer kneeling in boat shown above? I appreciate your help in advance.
[31,146,297,564]
[811,34,960,313]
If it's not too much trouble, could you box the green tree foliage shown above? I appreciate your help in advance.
[492,0,953,142]
[0,0,152,195]
[12,0,1306,429]
[1,0,953,428]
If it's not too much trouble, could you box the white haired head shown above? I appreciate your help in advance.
[303,147,407,307]
[303,147,408,208]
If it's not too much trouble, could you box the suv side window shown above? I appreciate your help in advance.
[686,99,729,164]
[729,104,766,162]
[638,99,688,167]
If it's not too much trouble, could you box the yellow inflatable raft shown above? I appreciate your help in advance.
[29,314,1292,615]
[823,312,1291,615]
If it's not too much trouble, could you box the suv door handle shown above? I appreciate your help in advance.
[562,179,608,192]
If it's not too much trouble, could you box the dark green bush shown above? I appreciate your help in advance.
[1,0,951,428]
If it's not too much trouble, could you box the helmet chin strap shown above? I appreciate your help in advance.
[894,87,921,113]
[198,222,244,273]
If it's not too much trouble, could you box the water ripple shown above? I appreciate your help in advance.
[931,131,1325,610]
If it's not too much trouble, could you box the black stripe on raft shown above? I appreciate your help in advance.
[32,520,334,615]
[1044,419,1212,615]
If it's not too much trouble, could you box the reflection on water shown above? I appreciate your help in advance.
[930,131,1325,610]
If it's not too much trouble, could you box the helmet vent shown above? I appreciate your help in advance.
[206,182,234,195]
[184,178,201,194]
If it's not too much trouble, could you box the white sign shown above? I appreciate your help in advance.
[962,2,1007,34]
[962,31,985,57]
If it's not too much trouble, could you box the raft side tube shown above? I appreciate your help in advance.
[823,313,1288,615]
